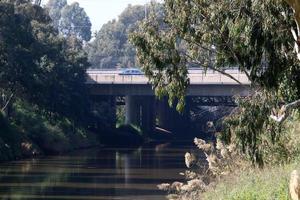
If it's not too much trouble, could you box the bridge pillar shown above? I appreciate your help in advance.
[141,96,155,135]
[125,96,141,126]
[109,96,117,128]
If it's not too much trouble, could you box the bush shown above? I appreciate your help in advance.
[0,112,22,160]
[0,100,100,156]
[222,90,292,166]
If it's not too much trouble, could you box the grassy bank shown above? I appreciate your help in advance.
[203,163,297,200]
[159,107,300,200]
[0,101,99,162]
[201,111,300,200]
[201,112,300,200]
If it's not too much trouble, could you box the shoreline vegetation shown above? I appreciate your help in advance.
[158,96,300,200]
[0,100,145,163]
[129,0,300,199]
[0,101,99,162]
[3,1,300,200]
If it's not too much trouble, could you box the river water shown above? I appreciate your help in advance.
[0,142,195,200]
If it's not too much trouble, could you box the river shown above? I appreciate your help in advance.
[0,141,195,200]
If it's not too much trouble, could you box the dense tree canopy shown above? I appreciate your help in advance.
[0,0,89,121]
[131,0,299,109]
[45,0,91,42]
[86,4,160,69]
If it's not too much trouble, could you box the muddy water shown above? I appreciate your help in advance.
[0,142,195,200]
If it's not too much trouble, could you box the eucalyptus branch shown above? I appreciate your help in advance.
[183,52,243,85]
[284,0,300,60]
[285,0,300,34]
[270,99,300,124]
[1,93,14,113]
[214,25,252,81]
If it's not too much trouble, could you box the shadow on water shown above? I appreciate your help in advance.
[0,140,196,200]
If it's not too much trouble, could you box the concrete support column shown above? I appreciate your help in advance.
[125,95,140,126]
[109,96,117,128]
[141,96,155,135]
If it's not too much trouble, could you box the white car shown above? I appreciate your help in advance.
[119,68,144,75]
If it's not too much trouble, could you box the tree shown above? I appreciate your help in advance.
[130,0,298,110]
[86,4,162,69]
[45,0,67,28]
[0,0,90,122]
[45,1,91,42]
[59,2,91,41]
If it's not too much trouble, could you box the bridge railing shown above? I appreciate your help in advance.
[86,72,250,85]
[189,73,250,84]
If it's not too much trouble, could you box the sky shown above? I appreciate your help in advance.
[42,0,162,33]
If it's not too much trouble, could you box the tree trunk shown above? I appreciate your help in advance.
[285,0,300,60]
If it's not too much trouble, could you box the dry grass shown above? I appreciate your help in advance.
[202,162,300,200]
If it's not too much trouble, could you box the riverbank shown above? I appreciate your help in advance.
[159,109,300,200]
[0,101,101,162]
[202,162,297,200]
[0,100,148,162]
[201,112,300,200]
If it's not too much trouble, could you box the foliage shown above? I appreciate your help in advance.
[0,112,23,161]
[222,91,278,165]
[160,113,300,199]
[44,0,66,28]
[8,100,99,155]
[130,0,299,110]
[0,0,90,122]
[222,90,300,166]
[59,2,91,41]
[202,163,296,200]
[85,3,162,69]
[116,105,125,127]
[158,137,250,200]
[45,0,91,42]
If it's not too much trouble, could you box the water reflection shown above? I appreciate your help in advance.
[0,142,194,200]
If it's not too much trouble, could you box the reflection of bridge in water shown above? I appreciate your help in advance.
[86,69,251,136]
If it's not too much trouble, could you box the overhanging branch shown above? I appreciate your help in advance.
[270,99,300,123]
[1,93,14,113]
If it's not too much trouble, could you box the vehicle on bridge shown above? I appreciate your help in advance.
[119,68,143,75]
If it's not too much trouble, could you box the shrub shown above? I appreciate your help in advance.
[0,112,22,160]
[222,90,293,166]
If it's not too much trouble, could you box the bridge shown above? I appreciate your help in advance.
[86,69,250,96]
[86,69,251,135]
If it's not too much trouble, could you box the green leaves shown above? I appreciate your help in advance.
[222,91,285,166]
[130,0,300,111]
[0,1,90,123]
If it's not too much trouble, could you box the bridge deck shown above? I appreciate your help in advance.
[86,70,251,97]
[86,70,250,85]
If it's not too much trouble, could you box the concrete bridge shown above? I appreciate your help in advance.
[86,69,251,135]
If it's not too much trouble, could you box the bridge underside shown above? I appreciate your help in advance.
[89,83,250,136]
